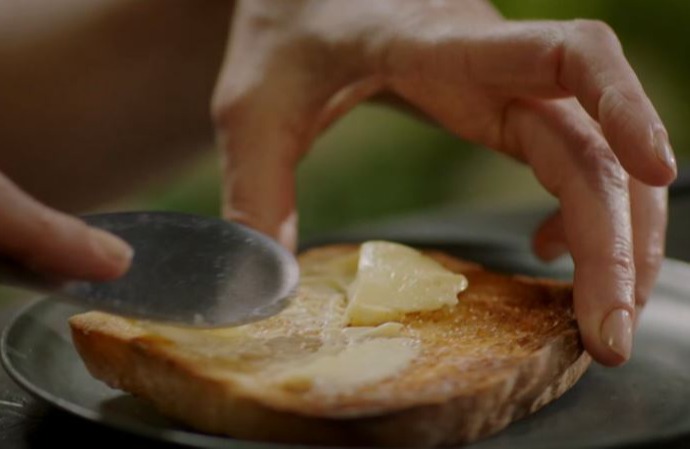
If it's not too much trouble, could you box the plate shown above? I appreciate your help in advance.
[2,245,690,449]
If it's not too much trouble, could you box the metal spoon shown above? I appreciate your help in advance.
[0,211,299,327]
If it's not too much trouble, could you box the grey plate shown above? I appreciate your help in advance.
[2,244,690,449]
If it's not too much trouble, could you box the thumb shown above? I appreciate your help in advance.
[0,174,133,280]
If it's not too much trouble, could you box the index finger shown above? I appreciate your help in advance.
[463,20,676,186]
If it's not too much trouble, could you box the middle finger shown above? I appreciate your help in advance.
[502,98,635,366]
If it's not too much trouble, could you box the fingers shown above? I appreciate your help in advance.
[531,159,667,331]
[562,159,635,367]
[462,20,676,185]
[218,136,300,252]
[211,3,309,251]
[629,180,667,313]
[212,96,301,251]
[213,75,381,251]
[0,174,132,280]
[212,57,306,251]
[503,99,635,366]
[213,2,385,250]
[560,21,676,185]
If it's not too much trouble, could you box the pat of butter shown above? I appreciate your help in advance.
[346,241,467,326]
[277,338,418,392]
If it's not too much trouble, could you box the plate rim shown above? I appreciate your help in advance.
[0,299,284,449]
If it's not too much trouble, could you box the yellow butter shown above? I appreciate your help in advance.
[276,338,418,392]
[346,241,467,326]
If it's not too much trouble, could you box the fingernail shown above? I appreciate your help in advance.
[90,229,134,265]
[600,308,633,361]
[652,125,677,174]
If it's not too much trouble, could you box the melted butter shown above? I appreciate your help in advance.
[299,251,358,297]
[346,241,468,326]
[274,338,418,393]
[132,242,465,391]
[342,322,404,340]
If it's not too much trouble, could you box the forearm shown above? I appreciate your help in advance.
[0,0,232,211]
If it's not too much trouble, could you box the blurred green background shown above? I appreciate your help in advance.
[131,0,688,241]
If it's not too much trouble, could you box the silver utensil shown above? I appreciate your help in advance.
[0,211,299,327]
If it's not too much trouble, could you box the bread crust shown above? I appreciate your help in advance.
[70,244,590,446]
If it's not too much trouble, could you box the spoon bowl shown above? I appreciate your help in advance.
[0,212,299,327]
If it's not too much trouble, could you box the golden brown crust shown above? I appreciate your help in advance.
[69,243,590,446]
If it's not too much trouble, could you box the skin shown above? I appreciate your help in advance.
[0,0,675,366]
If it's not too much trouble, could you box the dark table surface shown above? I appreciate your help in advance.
[2,196,690,449]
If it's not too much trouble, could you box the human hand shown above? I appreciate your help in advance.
[211,0,675,366]
[0,173,132,281]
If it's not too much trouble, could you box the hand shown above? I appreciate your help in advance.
[0,173,132,281]
[211,0,675,366]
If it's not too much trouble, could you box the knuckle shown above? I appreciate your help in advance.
[603,83,645,106]
[598,86,626,115]
[598,86,645,132]
[535,25,565,50]
[571,19,619,46]
[578,141,629,194]
[607,246,636,277]
[602,246,637,305]
[577,237,635,288]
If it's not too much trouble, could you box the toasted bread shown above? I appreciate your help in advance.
[69,244,590,446]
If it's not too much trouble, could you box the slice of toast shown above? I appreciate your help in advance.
[69,244,590,447]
